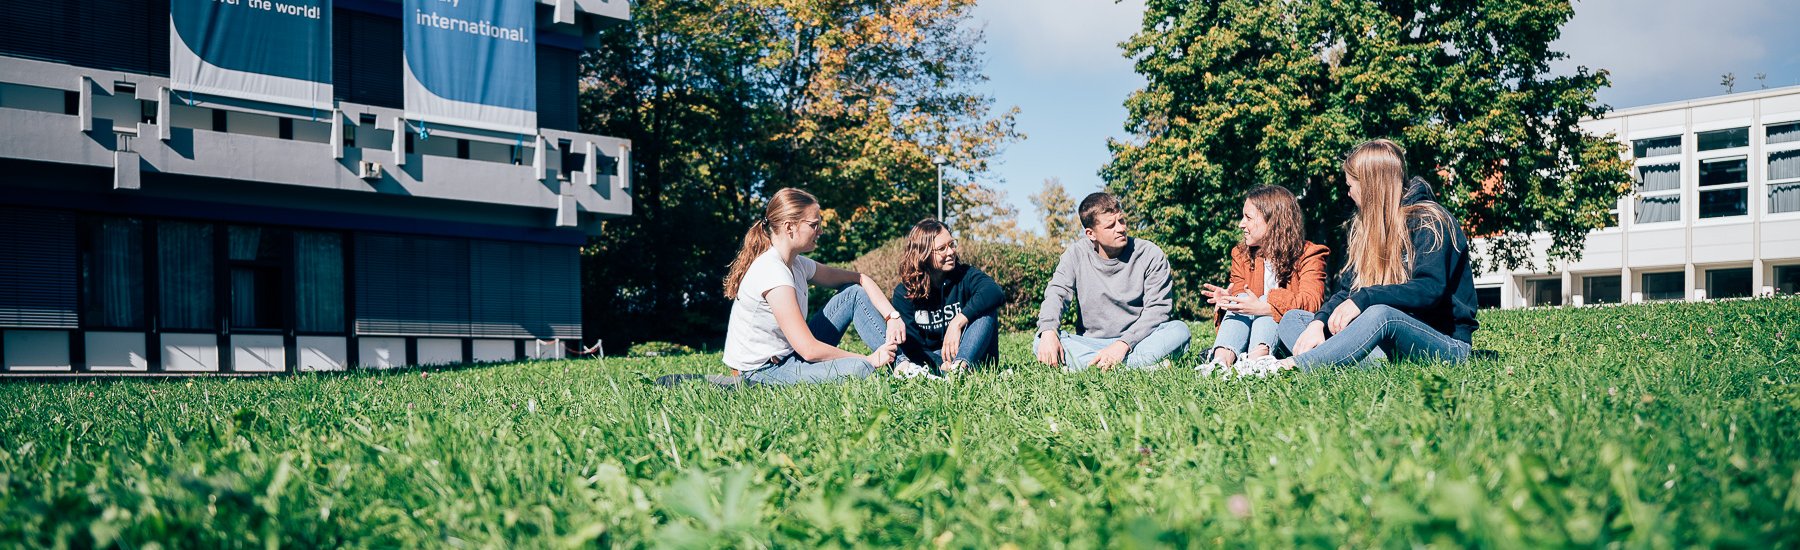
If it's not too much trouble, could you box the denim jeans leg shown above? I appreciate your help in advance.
[807,286,887,351]
[953,314,1000,366]
[1293,305,1469,371]
[1049,332,1111,372]
[1247,315,1279,356]
[743,354,877,385]
[1122,320,1191,369]
[1275,309,1315,355]
[1210,313,1254,361]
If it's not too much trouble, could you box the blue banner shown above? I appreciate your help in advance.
[170,0,333,110]
[404,0,537,134]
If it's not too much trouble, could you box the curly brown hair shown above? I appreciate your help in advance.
[898,219,951,300]
[1237,185,1306,286]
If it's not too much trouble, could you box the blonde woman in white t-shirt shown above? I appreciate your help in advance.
[718,188,906,385]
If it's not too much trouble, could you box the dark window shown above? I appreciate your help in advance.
[294,231,345,333]
[1476,286,1501,310]
[537,45,580,132]
[1696,127,1748,151]
[0,0,171,76]
[1640,272,1685,301]
[1699,187,1748,219]
[0,207,78,328]
[81,217,145,329]
[1633,136,1681,158]
[1582,275,1621,305]
[1705,268,1753,299]
[1529,279,1562,307]
[228,226,289,330]
[1777,265,1800,294]
[332,7,403,108]
[1698,157,1748,186]
[157,221,215,330]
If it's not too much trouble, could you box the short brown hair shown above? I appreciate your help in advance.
[1078,192,1123,229]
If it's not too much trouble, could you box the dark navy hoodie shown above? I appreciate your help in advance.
[1316,177,1480,343]
[889,264,1005,366]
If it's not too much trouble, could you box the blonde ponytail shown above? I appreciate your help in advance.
[722,188,819,298]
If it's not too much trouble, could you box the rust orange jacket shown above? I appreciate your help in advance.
[1214,242,1330,325]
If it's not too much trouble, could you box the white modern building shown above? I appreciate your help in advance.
[1,0,633,374]
[1474,85,1800,308]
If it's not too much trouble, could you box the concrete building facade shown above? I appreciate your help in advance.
[0,0,632,374]
[1474,85,1800,308]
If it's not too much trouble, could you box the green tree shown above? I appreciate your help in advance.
[1104,0,1633,316]
[1029,177,1080,243]
[578,0,1019,347]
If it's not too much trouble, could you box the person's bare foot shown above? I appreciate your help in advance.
[1211,347,1238,367]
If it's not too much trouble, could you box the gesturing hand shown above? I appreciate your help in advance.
[1327,299,1362,334]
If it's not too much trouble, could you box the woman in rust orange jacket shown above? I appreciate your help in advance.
[1200,185,1330,369]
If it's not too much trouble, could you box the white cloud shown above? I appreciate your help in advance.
[973,0,1147,75]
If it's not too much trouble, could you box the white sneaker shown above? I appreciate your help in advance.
[941,359,970,375]
[893,360,942,380]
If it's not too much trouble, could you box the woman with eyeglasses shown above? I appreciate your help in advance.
[720,188,908,385]
[887,219,1005,375]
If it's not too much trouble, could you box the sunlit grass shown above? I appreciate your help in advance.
[3,297,1798,547]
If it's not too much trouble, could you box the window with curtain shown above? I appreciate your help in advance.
[229,226,288,330]
[1634,162,1681,224]
[81,217,144,328]
[294,231,345,333]
[1771,149,1800,214]
[1768,122,1800,145]
[1632,135,1681,158]
[157,221,215,330]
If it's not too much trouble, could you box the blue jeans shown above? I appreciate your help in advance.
[806,285,889,352]
[1210,313,1278,361]
[908,313,1000,369]
[742,353,875,386]
[1035,320,1192,372]
[742,287,887,386]
[1276,305,1469,371]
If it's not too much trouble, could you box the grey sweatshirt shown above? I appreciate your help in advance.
[1035,237,1175,346]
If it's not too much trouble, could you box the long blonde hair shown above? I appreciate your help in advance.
[898,219,950,300]
[723,188,818,298]
[1342,139,1452,288]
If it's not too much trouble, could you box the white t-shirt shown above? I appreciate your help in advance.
[723,249,818,372]
[1261,260,1278,299]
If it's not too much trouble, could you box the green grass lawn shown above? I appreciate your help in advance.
[3,298,1798,547]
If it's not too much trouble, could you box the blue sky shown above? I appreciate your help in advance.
[968,0,1800,234]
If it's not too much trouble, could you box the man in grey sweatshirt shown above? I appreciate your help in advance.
[1034,192,1192,371]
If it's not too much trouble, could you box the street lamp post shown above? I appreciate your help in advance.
[933,156,946,221]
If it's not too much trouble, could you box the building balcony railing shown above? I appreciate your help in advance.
[0,56,630,233]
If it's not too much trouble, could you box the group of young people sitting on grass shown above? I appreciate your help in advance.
[685,138,1479,386]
